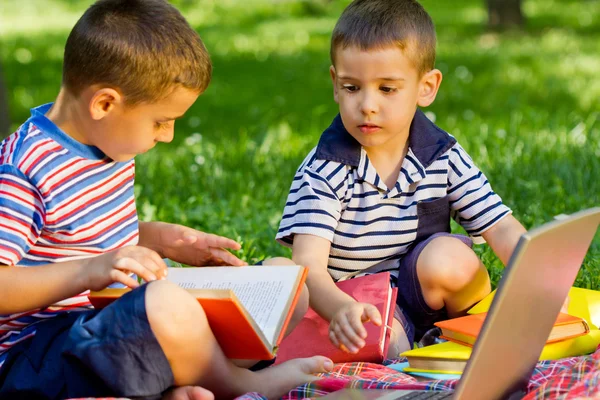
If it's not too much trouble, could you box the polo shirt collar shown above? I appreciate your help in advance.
[315,109,456,171]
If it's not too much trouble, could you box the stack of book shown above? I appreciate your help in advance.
[401,287,600,376]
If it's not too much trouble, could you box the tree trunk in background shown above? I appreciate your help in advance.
[0,62,10,138]
[487,0,525,29]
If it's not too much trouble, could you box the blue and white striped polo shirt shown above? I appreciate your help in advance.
[276,109,511,281]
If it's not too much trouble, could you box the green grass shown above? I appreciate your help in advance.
[1,0,599,288]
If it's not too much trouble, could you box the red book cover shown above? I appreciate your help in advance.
[275,272,396,364]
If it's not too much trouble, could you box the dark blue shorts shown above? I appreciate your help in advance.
[394,232,473,344]
[0,283,174,400]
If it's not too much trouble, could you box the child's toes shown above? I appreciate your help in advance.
[302,356,334,374]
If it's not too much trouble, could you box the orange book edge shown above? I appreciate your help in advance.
[273,266,308,349]
[440,330,590,348]
[196,292,274,359]
[436,312,590,346]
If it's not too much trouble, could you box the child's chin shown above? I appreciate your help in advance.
[110,154,136,162]
[353,135,384,148]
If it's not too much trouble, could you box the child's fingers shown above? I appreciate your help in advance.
[362,304,383,326]
[335,314,366,350]
[328,327,341,348]
[331,325,359,353]
[209,247,246,266]
[109,268,141,289]
[144,250,169,279]
[132,251,168,281]
[347,309,368,340]
[114,257,157,283]
[200,233,242,251]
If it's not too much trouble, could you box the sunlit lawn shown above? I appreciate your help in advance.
[1,0,598,288]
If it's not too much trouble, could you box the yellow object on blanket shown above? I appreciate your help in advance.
[539,329,600,360]
[402,330,600,375]
[468,287,600,329]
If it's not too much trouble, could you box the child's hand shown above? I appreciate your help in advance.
[141,222,247,267]
[328,302,382,353]
[84,245,168,291]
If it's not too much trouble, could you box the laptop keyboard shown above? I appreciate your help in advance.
[400,391,454,399]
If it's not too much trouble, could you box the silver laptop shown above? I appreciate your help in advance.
[321,207,600,400]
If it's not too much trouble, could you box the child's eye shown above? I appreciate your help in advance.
[342,84,358,92]
[155,121,168,130]
[380,86,397,93]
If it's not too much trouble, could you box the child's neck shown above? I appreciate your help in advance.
[45,88,92,145]
[365,138,410,191]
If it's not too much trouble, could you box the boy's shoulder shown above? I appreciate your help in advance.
[0,103,112,184]
[314,109,459,171]
[0,122,37,171]
[0,105,57,172]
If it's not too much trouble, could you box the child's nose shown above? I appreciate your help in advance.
[157,127,175,143]
[359,92,378,115]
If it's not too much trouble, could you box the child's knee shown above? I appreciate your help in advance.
[387,318,411,357]
[418,237,486,293]
[145,280,208,344]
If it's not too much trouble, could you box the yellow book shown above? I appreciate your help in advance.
[540,329,600,360]
[402,341,469,374]
[401,330,600,374]
[468,287,600,329]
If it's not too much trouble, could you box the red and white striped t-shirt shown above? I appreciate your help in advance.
[0,103,139,368]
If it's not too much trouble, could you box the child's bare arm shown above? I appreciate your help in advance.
[482,214,570,312]
[0,246,167,315]
[481,214,527,266]
[292,234,354,319]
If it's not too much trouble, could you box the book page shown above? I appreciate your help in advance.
[166,265,302,344]
[382,286,395,356]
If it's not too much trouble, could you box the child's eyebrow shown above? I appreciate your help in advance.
[379,77,405,82]
[337,75,405,82]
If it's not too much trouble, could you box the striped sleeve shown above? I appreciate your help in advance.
[447,144,511,243]
[0,165,45,265]
[276,151,344,247]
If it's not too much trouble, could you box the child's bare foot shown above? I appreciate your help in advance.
[249,356,333,400]
[162,386,214,400]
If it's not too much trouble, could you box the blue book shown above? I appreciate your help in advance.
[388,362,461,381]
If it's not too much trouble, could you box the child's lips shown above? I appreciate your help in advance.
[359,124,381,134]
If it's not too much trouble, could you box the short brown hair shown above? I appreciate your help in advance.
[330,0,436,76]
[63,0,212,105]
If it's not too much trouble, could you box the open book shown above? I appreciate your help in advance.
[88,265,307,360]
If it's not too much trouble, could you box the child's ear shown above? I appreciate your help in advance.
[417,69,442,108]
[329,65,339,104]
[89,87,123,121]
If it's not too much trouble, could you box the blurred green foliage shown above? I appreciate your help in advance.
[0,0,598,288]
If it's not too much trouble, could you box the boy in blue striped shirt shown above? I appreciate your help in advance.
[277,0,528,356]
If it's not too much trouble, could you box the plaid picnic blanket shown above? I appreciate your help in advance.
[235,346,600,400]
[68,345,600,399]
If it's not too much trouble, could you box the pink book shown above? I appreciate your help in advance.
[276,272,397,364]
